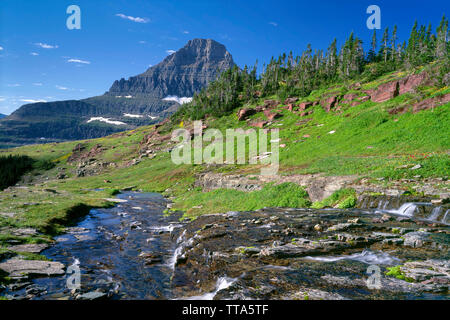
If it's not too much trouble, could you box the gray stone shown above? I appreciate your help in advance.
[77,291,107,300]
[6,244,48,253]
[0,212,16,218]
[403,231,433,248]
[326,223,360,232]
[0,258,65,277]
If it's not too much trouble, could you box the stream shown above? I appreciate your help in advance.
[2,192,449,300]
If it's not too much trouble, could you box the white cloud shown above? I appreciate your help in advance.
[7,84,21,87]
[116,13,149,23]
[35,42,58,49]
[30,52,39,56]
[183,31,189,34]
[269,22,278,27]
[0,98,5,102]
[20,99,47,103]
[139,40,147,44]
[56,85,68,90]
[166,50,176,55]
[33,83,43,86]
[67,58,91,65]
[0,46,3,51]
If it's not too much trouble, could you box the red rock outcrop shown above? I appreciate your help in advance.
[264,100,280,108]
[237,108,256,121]
[398,72,429,95]
[366,72,429,103]
[412,93,450,113]
[321,96,339,112]
[367,81,400,103]
[263,110,282,121]
[298,102,313,111]
[249,121,268,128]
[284,97,298,105]
[342,93,359,103]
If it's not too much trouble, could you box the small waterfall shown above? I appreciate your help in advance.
[168,230,186,270]
[442,209,450,224]
[304,249,401,265]
[372,201,448,225]
[389,203,419,217]
[168,230,198,271]
[427,206,442,221]
[184,277,237,300]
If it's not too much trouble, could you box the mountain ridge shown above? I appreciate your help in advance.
[0,39,235,148]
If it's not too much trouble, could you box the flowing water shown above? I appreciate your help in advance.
[15,192,186,299]
[2,192,449,300]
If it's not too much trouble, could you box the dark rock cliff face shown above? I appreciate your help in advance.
[107,39,234,98]
[0,39,235,147]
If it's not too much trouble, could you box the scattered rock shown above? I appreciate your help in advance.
[6,244,48,254]
[76,291,107,300]
[0,259,65,277]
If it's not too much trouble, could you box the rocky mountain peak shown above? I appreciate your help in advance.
[107,38,235,98]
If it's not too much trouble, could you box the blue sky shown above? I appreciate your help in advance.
[0,0,448,115]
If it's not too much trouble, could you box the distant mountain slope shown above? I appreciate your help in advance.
[0,39,235,148]
[0,114,5,119]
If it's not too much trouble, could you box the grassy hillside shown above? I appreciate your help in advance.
[0,62,448,245]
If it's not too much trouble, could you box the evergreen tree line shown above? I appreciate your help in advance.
[173,17,449,120]
[0,155,34,190]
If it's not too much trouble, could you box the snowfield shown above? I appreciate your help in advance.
[123,113,144,118]
[87,117,126,126]
[162,96,193,104]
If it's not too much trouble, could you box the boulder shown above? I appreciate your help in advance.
[263,110,282,121]
[7,244,48,254]
[298,102,313,111]
[249,121,268,128]
[321,96,339,112]
[350,82,362,90]
[0,259,65,277]
[284,97,298,105]
[237,108,256,121]
[264,100,280,108]
[77,291,107,300]
[285,104,294,112]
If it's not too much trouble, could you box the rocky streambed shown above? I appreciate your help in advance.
[0,192,449,300]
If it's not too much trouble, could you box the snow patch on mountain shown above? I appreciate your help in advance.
[162,96,193,104]
[123,113,144,118]
[87,117,126,126]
